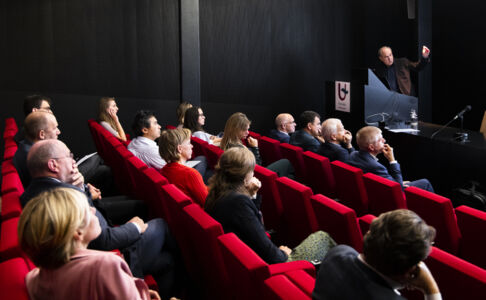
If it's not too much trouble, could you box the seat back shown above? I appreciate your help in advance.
[310,194,363,251]
[259,136,283,166]
[363,172,406,216]
[205,144,224,169]
[276,177,317,247]
[279,143,307,182]
[0,258,30,300]
[357,214,376,236]
[302,151,336,198]
[4,117,18,132]
[284,269,316,297]
[1,159,18,176]
[138,168,169,217]
[1,191,22,221]
[124,154,148,198]
[0,217,21,261]
[3,144,17,161]
[157,184,193,237]
[190,136,208,159]
[406,186,461,254]
[1,172,24,196]
[331,160,368,216]
[455,205,486,269]
[254,165,283,232]
[263,274,311,300]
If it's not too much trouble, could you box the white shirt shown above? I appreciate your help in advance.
[193,131,214,144]
[100,121,120,138]
[127,136,166,169]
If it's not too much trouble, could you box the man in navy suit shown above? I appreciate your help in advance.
[268,113,296,143]
[21,139,179,299]
[318,118,355,162]
[289,110,325,152]
[347,126,434,192]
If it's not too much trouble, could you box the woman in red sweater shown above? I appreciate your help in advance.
[159,128,208,207]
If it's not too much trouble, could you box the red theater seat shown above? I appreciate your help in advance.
[363,172,406,216]
[331,160,368,216]
[205,144,224,169]
[1,191,22,221]
[455,205,486,269]
[254,165,283,232]
[303,151,336,198]
[259,136,284,166]
[0,258,30,300]
[358,214,376,235]
[157,184,193,231]
[279,143,307,183]
[190,136,208,158]
[0,217,21,261]
[1,172,24,196]
[263,274,311,300]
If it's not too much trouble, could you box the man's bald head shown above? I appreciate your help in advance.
[275,113,296,134]
[24,111,60,142]
[27,139,70,179]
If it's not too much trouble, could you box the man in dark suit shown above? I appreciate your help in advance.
[313,209,441,299]
[21,139,179,299]
[268,113,296,143]
[375,45,430,96]
[318,118,355,162]
[289,110,324,152]
[347,126,434,192]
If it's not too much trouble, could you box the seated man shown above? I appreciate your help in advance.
[128,110,208,179]
[318,118,355,162]
[268,113,296,143]
[313,209,441,300]
[14,94,53,143]
[20,140,179,299]
[348,126,434,192]
[289,110,324,152]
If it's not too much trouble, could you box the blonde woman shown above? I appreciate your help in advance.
[176,101,192,129]
[98,97,127,141]
[19,188,161,300]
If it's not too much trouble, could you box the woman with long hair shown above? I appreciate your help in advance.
[205,147,335,264]
[220,112,294,178]
[176,101,192,129]
[98,97,127,141]
[183,106,221,145]
[19,187,161,300]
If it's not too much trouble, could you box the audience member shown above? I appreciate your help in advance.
[313,209,440,300]
[184,106,221,145]
[318,118,355,162]
[98,97,127,142]
[15,94,53,143]
[375,45,430,96]
[220,112,294,179]
[20,139,180,299]
[289,110,324,152]
[19,188,161,300]
[268,113,296,143]
[176,101,192,129]
[348,126,434,191]
[205,147,335,264]
[159,128,208,207]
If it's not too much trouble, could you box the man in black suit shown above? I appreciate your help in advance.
[318,118,355,162]
[21,139,179,299]
[268,113,296,143]
[347,126,434,192]
[289,110,324,152]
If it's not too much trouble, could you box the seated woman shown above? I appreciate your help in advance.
[18,187,161,300]
[184,106,221,145]
[98,97,127,142]
[205,147,335,264]
[176,101,192,129]
[159,128,208,207]
[220,112,294,179]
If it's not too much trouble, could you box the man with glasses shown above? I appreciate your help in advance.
[289,110,325,152]
[268,113,296,143]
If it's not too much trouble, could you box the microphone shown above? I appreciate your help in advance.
[453,105,472,120]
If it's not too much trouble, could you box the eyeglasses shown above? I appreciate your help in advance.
[199,114,205,117]
[52,152,74,160]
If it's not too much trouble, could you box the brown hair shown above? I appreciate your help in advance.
[176,101,193,125]
[159,128,192,163]
[98,97,118,134]
[220,112,251,150]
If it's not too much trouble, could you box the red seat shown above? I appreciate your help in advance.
[1,191,22,221]
[1,172,24,196]
[406,186,461,254]
[279,143,307,182]
[284,269,316,297]
[4,137,17,149]
[3,145,17,161]
[125,155,149,199]
[331,160,368,216]
[0,217,21,261]
[263,274,311,300]
[259,136,284,166]
[455,205,486,269]
[157,184,193,231]
[1,159,17,176]
[166,124,177,130]
[190,136,208,159]
[363,172,406,216]
[358,214,376,236]
[254,165,283,232]
[425,247,486,299]
[0,258,30,300]
[276,177,317,247]
[87,119,105,158]
[310,194,363,252]
[137,168,169,217]
[3,129,16,140]
[302,151,336,198]
[218,233,315,300]
[205,144,224,169]
[4,117,18,132]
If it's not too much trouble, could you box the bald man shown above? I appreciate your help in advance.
[318,118,355,162]
[268,113,296,143]
[13,111,60,186]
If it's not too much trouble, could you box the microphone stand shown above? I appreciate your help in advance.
[431,114,469,142]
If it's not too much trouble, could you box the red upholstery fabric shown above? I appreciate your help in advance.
[1,172,24,196]
[276,177,318,247]
[249,131,261,139]
[179,204,228,298]
[166,124,177,130]
[405,186,461,254]
[425,246,486,299]
[310,194,363,252]
[190,136,208,159]
[205,144,224,169]
[87,119,105,158]
[254,165,283,232]
[263,274,311,300]
[279,143,307,183]
[138,167,169,217]
[3,129,16,140]
[1,191,22,220]
[284,269,316,297]
[330,160,368,216]
[358,214,376,236]
[0,258,30,300]
[157,184,193,237]
[0,217,21,261]
[4,117,18,132]
[4,137,17,149]
[1,159,17,176]
[455,205,486,269]
[302,151,336,198]
[259,136,284,166]
[363,172,406,216]
[3,145,17,161]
